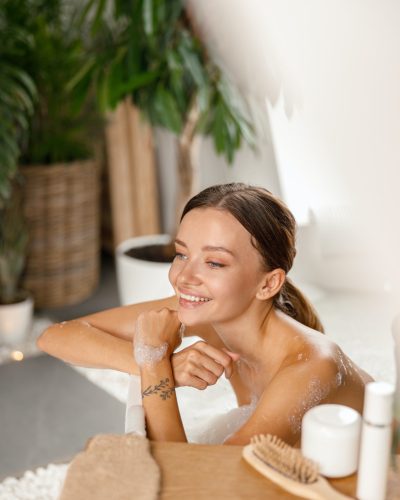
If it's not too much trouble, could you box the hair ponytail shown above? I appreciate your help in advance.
[275,278,324,333]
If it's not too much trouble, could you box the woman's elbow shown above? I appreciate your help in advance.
[36,324,59,353]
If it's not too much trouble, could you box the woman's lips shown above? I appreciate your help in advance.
[178,291,212,309]
[179,297,210,308]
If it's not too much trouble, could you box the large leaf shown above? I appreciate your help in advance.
[153,86,183,134]
[118,70,160,97]
[178,42,206,88]
[217,77,255,149]
[66,58,97,93]
[212,100,226,154]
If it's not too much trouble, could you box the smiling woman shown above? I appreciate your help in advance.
[37,183,372,446]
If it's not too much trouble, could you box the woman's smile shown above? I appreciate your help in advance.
[179,291,212,308]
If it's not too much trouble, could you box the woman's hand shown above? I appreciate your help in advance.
[135,308,182,356]
[171,341,240,390]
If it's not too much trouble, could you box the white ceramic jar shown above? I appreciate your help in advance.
[301,404,361,478]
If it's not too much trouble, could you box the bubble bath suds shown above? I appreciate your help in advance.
[288,377,332,435]
[133,319,185,367]
[193,395,259,445]
[133,317,167,366]
[134,342,168,367]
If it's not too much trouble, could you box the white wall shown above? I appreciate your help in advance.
[155,1,400,294]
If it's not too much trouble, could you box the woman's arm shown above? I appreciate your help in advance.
[37,319,141,374]
[37,296,237,387]
[141,358,186,442]
[36,297,177,374]
[135,308,187,442]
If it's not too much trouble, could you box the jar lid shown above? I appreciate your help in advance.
[363,381,395,425]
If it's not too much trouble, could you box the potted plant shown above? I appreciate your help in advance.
[3,0,104,308]
[0,181,34,346]
[74,0,258,304]
[0,4,36,345]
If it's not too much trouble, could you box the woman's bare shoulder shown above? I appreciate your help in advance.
[274,312,339,371]
[278,334,372,414]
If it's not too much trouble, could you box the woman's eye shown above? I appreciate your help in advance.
[174,252,187,261]
[207,261,225,269]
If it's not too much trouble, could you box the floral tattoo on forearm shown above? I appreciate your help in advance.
[142,378,175,400]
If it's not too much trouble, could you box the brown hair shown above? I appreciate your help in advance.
[181,183,324,333]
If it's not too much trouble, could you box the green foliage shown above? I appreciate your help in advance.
[0,176,28,304]
[0,4,36,206]
[72,0,256,164]
[1,0,102,167]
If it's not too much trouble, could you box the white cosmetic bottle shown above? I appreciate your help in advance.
[356,381,395,500]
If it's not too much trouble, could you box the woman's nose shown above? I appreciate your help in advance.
[176,259,201,286]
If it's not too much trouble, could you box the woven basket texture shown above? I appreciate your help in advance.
[21,160,101,308]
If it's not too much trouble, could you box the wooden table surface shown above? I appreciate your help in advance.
[59,435,400,499]
[151,442,400,500]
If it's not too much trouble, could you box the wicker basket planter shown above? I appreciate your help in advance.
[21,160,101,308]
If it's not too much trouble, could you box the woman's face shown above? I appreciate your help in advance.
[168,207,268,327]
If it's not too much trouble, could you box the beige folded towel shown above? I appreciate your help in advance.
[59,434,160,500]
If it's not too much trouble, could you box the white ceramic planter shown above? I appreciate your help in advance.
[0,295,34,346]
[116,234,175,306]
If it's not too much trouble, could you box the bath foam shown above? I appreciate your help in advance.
[133,319,185,367]
[134,342,168,367]
[288,377,332,435]
[133,316,169,366]
[192,396,258,445]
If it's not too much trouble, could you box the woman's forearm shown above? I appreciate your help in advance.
[140,358,186,442]
[37,320,139,374]
[36,297,179,373]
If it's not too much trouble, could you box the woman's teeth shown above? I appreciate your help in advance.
[180,292,211,303]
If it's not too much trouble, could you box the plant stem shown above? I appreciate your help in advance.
[176,98,200,224]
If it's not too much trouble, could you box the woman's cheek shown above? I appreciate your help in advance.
[168,261,178,287]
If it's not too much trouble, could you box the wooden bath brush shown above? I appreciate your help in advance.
[242,434,353,500]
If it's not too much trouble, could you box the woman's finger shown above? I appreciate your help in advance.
[174,366,208,390]
[185,376,208,391]
[187,348,225,378]
[189,364,220,386]
[192,341,237,379]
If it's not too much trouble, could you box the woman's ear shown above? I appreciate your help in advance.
[256,269,286,301]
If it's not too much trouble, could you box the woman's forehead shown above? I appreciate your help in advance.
[178,208,254,250]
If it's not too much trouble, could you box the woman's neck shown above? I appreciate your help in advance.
[212,301,276,365]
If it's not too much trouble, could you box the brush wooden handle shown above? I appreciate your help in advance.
[311,476,354,500]
[242,445,353,500]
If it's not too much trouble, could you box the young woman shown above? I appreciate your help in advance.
[37,183,373,446]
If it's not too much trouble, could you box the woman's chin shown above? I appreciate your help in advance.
[177,310,206,328]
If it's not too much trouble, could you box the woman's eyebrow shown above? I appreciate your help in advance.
[202,245,235,256]
[174,238,187,247]
[175,239,235,256]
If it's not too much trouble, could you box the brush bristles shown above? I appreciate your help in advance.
[250,434,319,484]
